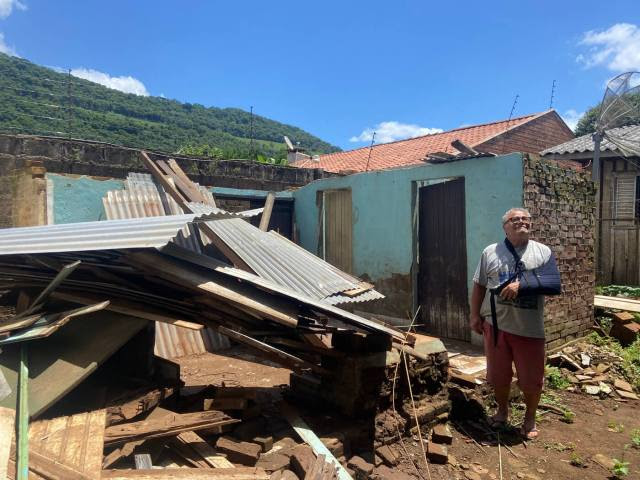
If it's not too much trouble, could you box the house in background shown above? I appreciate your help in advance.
[291,109,574,173]
[542,124,640,286]
[292,152,595,349]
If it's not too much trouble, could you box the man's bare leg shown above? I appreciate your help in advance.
[522,388,542,438]
[491,384,511,423]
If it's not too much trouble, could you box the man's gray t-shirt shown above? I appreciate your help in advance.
[473,240,551,338]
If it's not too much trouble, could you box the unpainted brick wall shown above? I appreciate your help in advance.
[523,154,597,349]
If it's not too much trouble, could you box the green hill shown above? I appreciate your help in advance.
[0,53,340,159]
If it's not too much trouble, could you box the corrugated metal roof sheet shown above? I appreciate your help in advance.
[189,203,384,303]
[541,124,640,155]
[0,213,241,255]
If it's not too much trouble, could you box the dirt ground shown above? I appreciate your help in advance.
[176,348,640,480]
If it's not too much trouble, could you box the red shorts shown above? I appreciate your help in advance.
[482,322,545,392]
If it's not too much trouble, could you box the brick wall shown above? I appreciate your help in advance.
[0,134,333,192]
[522,154,596,349]
[477,111,574,155]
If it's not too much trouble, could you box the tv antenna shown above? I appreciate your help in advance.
[592,72,640,182]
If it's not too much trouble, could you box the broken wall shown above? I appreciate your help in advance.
[0,134,331,191]
[523,154,596,348]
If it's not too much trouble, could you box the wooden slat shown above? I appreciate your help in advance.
[104,410,239,446]
[259,192,276,232]
[28,409,106,478]
[0,407,15,480]
[594,295,640,312]
[101,467,270,480]
[174,431,233,468]
[281,404,352,480]
[139,151,252,272]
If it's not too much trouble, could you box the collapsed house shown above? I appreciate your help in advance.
[0,150,450,479]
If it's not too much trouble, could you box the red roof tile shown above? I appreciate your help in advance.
[293,111,551,173]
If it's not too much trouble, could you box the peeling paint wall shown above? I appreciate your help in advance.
[47,173,124,224]
[293,153,525,317]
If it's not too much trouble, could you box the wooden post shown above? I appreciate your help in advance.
[259,192,276,231]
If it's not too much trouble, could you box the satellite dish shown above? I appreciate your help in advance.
[283,135,295,151]
[592,72,640,180]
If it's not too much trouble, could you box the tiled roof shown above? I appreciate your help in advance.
[293,111,551,173]
[541,124,640,156]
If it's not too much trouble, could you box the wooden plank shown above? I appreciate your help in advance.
[101,467,270,480]
[259,192,276,231]
[281,403,352,480]
[594,295,640,312]
[0,407,15,480]
[175,431,233,468]
[217,326,330,376]
[8,447,94,480]
[106,387,175,425]
[22,261,81,317]
[16,346,27,480]
[125,251,298,328]
[140,151,252,272]
[0,311,147,418]
[28,409,106,478]
[50,292,203,331]
[167,159,214,206]
[104,410,239,446]
[156,160,207,204]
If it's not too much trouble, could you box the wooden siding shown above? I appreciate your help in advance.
[599,156,640,285]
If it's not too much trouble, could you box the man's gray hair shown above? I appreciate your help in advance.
[502,207,530,224]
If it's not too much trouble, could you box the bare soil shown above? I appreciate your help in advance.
[177,349,640,479]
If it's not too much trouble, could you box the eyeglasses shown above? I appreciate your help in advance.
[505,216,532,225]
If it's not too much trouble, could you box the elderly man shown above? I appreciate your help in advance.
[470,207,555,440]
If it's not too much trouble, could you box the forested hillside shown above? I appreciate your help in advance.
[0,53,339,159]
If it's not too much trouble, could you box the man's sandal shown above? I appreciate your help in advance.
[520,425,539,440]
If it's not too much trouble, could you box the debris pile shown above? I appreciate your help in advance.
[548,343,638,400]
[0,152,452,479]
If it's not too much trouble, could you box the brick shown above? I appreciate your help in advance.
[431,424,453,445]
[427,441,448,464]
[375,445,398,466]
[289,444,315,479]
[347,456,374,479]
[610,322,640,346]
[215,436,262,466]
[612,312,635,325]
[253,436,274,453]
[320,433,345,458]
[256,453,290,473]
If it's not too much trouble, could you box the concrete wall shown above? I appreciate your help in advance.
[293,153,525,316]
[0,134,332,191]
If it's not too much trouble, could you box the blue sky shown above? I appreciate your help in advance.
[0,0,639,149]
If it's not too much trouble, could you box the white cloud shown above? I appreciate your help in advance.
[561,109,584,131]
[350,121,443,144]
[577,23,640,72]
[0,32,17,56]
[0,0,26,19]
[70,68,149,96]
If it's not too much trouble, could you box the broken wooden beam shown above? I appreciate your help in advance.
[258,192,276,231]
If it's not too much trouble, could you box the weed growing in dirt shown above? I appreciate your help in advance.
[545,366,570,390]
[612,458,630,478]
[609,421,625,433]
[561,410,575,424]
[569,452,586,467]
[543,441,575,452]
[631,429,640,449]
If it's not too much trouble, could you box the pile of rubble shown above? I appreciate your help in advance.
[0,152,455,479]
[547,334,638,401]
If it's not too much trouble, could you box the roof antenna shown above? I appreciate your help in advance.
[549,80,556,109]
[501,94,519,152]
[364,132,376,172]
[249,105,254,161]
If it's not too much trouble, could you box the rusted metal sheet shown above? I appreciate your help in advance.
[417,178,470,341]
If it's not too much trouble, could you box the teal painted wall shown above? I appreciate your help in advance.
[47,173,124,224]
[293,153,524,292]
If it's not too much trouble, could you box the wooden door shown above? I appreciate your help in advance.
[322,189,353,273]
[417,178,469,340]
